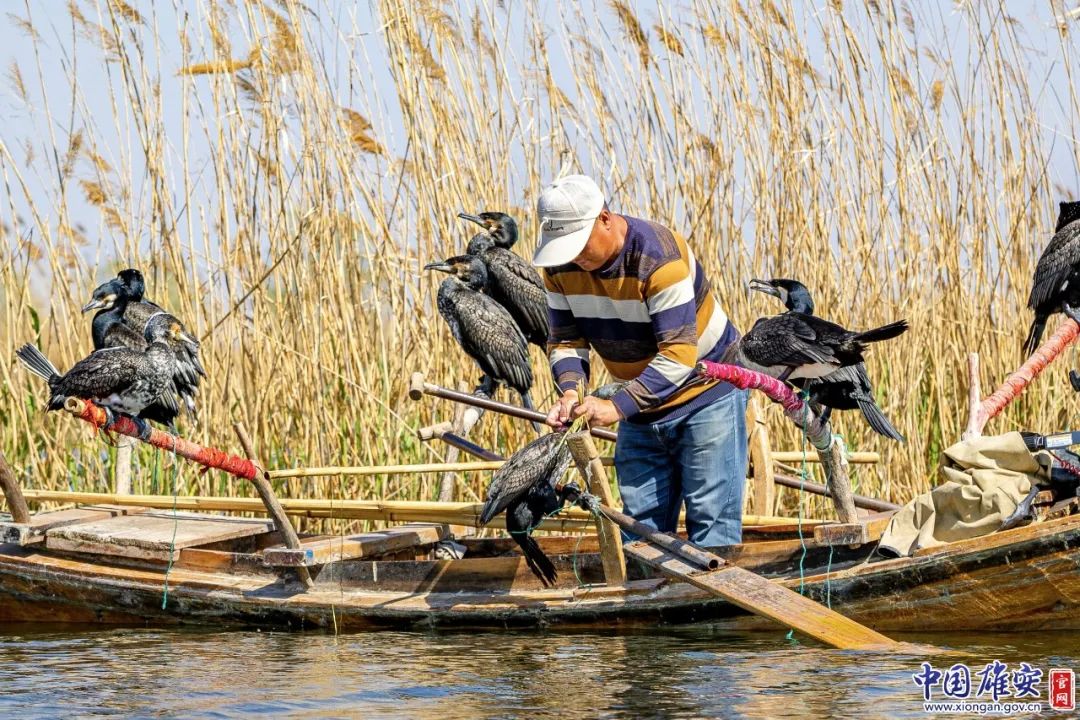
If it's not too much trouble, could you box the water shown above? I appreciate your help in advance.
[0,626,1075,719]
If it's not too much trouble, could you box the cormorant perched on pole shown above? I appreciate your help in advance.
[16,314,182,431]
[82,269,204,420]
[479,431,577,586]
[749,278,904,441]
[721,303,908,382]
[458,211,549,348]
[424,254,540,429]
[1025,201,1080,355]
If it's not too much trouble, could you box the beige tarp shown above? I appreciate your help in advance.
[878,432,1051,557]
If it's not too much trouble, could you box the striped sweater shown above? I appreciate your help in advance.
[543,215,739,423]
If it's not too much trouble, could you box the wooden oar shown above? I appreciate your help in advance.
[408,372,618,442]
[565,431,899,651]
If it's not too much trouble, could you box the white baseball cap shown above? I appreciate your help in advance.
[533,174,605,267]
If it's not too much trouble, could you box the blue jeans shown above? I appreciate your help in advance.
[614,389,749,547]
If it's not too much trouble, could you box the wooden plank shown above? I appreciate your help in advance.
[263,524,448,567]
[566,432,627,585]
[747,398,776,516]
[812,512,895,547]
[0,505,150,546]
[623,540,898,650]
[46,512,274,562]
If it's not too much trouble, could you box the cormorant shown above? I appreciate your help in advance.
[424,254,539,428]
[457,210,519,249]
[16,314,182,431]
[749,278,904,441]
[479,431,576,586]
[82,269,204,420]
[1025,201,1080,355]
[721,304,908,382]
[459,211,549,348]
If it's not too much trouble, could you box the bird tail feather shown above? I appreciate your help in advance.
[478,497,500,526]
[1022,317,1046,356]
[519,534,558,587]
[15,344,59,382]
[520,391,543,433]
[856,397,905,442]
[854,320,909,344]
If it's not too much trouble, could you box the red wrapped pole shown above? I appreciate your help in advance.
[63,398,259,480]
[970,318,1080,435]
[695,361,831,450]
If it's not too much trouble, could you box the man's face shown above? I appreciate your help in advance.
[571,211,615,271]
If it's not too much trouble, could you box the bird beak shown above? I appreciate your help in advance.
[457,212,486,228]
[423,261,454,274]
[747,279,780,298]
[81,298,108,313]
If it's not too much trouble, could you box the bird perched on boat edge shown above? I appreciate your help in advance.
[424,253,540,430]
[459,211,549,348]
[16,313,183,433]
[721,296,908,382]
[1025,201,1080,356]
[748,278,904,441]
[82,268,205,421]
[479,431,576,586]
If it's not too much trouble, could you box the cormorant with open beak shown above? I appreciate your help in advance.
[749,278,904,441]
[721,293,908,382]
[424,254,539,428]
[16,314,182,432]
[82,268,204,420]
[1025,201,1080,355]
[458,211,549,348]
[479,431,577,586]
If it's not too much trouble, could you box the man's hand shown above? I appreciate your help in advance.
[545,390,579,428]
[570,396,622,427]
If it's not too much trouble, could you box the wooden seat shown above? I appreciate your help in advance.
[45,511,274,562]
[262,523,449,567]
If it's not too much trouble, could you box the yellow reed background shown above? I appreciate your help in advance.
[1,1,1077,520]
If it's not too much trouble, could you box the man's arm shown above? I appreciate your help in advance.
[608,256,699,419]
[544,272,591,392]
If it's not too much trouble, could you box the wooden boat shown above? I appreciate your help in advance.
[1,502,1078,633]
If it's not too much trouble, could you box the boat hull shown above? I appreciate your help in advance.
[1,514,1078,633]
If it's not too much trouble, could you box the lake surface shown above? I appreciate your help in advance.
[1,625,1076,719]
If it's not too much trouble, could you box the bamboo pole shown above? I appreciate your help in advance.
[773,473,900,513]
[0,451,31,523]
[19,490,822,531]
[746,398,775,516]
[267,459,616,479]
[967,318,1080,437]
[566,432,626,584]
[63,398,260,479]
[234,422,313,589]
[409,372,619,442]
[114,437,134,495]
[266,452,875,480]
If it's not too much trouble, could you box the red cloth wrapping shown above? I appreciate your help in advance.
[695,361,831,449]
[68,400,259,480]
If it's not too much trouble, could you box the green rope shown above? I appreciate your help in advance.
[160,434,180,610]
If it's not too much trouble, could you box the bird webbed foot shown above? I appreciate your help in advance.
[1064,303,1080,326]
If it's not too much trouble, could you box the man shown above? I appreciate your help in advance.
[534,174,748,547]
